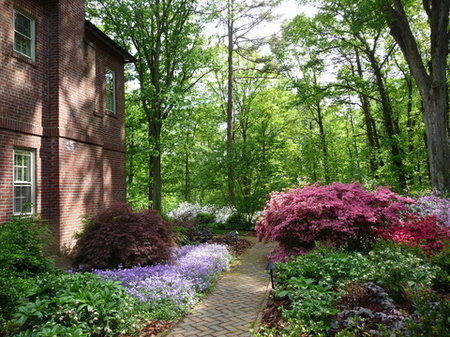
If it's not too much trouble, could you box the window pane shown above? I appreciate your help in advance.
[105,69,116,113]
[14,185,32,213]
[13,150,34,214]
[14,11,33,58]
[14,34,31,56]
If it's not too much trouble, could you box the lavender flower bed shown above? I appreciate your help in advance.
[94,243,232,319]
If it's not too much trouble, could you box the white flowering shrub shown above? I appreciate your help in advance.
[168,202,236,224]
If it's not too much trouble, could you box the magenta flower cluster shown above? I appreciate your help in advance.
[256,182,414,261]
[93,243,232,314]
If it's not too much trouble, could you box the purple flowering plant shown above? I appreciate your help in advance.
[94,243,232,319]
[410,192,450,227]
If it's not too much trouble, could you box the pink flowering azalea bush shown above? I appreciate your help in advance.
[256,182,414,261]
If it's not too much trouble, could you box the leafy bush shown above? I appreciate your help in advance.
[430,245,450,292]
[13,272,143,337]
[375,213,450,255]
[366,241,440,298]
[72,202,174,270]
[256,182,414,261]
[0,215,53,276]
[225,213,254,231]
[194,212,216,224]
[402,288,450,336]
[266,242,444,336]
[0,216,54,324]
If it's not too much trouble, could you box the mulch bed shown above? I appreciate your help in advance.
[209,235,253,256]
[258,295,291,333]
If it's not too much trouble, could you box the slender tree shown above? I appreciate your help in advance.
[86,0,212,211]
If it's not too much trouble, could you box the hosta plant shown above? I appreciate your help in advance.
[256,182,414,261]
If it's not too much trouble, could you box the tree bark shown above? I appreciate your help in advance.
[387,0,450,193]
[226,0,235,203]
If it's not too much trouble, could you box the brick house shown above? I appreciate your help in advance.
[0,0,135,253]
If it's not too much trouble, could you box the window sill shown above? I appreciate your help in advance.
[12,51,36,67]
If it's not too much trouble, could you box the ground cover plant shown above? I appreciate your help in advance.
[1,201,235,336]
[4,242,232,336]
[94,243,232,320]
[254,182,450,337]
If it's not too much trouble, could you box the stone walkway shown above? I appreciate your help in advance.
[161,236,276,337]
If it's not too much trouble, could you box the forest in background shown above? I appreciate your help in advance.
[86,0,449,216]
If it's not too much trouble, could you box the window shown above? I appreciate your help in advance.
[105,68,116,114]
[13,10,35,60]
[13,149,35,214]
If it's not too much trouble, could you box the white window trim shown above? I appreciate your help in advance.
[13,149,36,215]
[105,68,117,114]
[13,9,35,61]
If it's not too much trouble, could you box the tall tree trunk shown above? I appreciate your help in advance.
[148,117,162,211]
[387,0,450,193]
[316,103,331,183]
[365,45,407,191]
[226,0,235,203]
[354,47,380,174]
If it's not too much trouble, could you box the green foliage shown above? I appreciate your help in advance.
[0,215,54,276]
[269,241,444,336]
[402,289,450,336]
[194,212,216,224]
[0,216,54,324]
[13,272,144,337]
[275,244,368,288]
[367,241,440,299]
[225,213,254,231]
[277,277,340,333]
[430,245,450,292]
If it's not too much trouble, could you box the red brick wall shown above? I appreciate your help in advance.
[0,0,127,253]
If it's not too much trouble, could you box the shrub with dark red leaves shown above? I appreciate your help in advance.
[72,202,174,270]
[256,182,414,261]
[375,213,450,255]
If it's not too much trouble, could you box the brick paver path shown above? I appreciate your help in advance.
[161,236,276,337]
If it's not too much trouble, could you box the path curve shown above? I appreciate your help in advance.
[161,236,276,337]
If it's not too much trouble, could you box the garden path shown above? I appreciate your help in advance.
[161,236,276,337]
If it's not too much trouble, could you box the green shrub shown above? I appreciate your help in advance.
[13,272,144,337]
[366,241,440,300]
[0,215,54,324]
[403,288,450,336]
[72,202,174,270]
[0,215,53,276]
[430,245,450,292]
[194,212,216,224]
[225,213,253,231]
[275,244,368,288]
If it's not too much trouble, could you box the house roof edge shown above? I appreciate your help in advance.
[85,20,137,63]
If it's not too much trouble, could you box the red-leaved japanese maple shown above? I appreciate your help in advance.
[72,202,174,270]
[256,182,414,261]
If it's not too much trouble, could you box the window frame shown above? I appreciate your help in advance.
[13,149,36,215]
[13,9,36,61]
[105,68,117,114]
